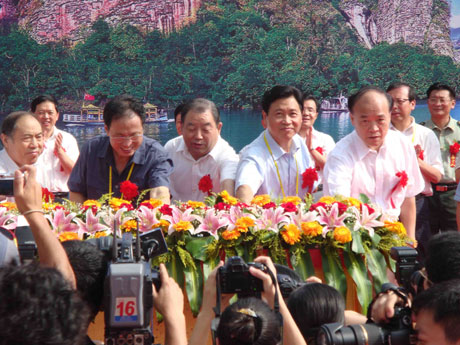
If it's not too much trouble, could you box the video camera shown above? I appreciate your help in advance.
[100,222,168,345]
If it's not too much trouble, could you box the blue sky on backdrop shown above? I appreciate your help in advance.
[451,0,460,28]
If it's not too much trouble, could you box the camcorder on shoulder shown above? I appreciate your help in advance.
[92,221,168,345]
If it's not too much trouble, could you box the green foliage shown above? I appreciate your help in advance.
[0,1,459,113]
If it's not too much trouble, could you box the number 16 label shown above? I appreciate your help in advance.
[114,297,138,322]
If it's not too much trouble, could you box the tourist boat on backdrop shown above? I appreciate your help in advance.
[320,95,348,113]
[63,102,169,125]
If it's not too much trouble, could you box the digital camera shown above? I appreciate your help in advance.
[0,175,14,196]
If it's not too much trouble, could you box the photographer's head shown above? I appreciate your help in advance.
[426,232,460,285]
[288,283,345,344]
[216,297,282,345]
[0,263,89,345]
[413,280,460,345]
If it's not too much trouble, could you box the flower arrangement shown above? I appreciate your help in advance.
[0,191,409,314]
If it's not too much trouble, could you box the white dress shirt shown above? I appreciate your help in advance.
[323,130,424,217]
[164,135,239,202]
[36,127,79,192]
[390,117,444,196]
[235,130,316,199]
[311,128,335,156]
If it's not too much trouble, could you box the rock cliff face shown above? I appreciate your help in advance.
[339,0,455,59]
[2,0,200,43]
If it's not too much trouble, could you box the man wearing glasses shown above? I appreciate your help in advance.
[419,83,458,233]
[68,95,173,203]
[386,82,443,259]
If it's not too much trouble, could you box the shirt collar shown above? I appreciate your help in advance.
[96,135,147,165]
[265,130,300,160]
[352,131,378,160]
[176,135,221,162]
[389,117,415,134]
[427,116,455,131]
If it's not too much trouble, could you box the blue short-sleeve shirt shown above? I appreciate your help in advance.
[68,135,173,200]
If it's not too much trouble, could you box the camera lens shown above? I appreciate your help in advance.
[317,323,384,345]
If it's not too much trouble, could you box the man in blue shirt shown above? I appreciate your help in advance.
[68,95,173,203]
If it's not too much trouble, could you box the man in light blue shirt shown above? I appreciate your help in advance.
[235,85,315,203]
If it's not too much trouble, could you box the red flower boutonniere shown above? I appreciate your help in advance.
[315,146,324,155]
[120,181,139,201]
[414,144,424,160]
[390,171,408,208]
[450,142,460,167]
[41,187,54,203]
[198,174,213,196]
[301,167,319,194]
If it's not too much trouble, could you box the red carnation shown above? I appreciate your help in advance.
[120,203,134,211]
[214,202,230,211]
[334,202,348,215]
[159,204,173,216]
[361,203,375,215]
[198,174,213,196]
[281,202,297,213]
[263,202,277,209]
[450,142,460,155]
[310,202,328,212]
[41,188,54,203]
[302,167,319,193]
[120,181,139,201]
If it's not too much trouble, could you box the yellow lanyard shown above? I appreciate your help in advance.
[109,162,135,199]
[264,133,298,198]
[411,123,416,143]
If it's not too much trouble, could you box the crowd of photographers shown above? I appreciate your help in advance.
[1,168,460,345]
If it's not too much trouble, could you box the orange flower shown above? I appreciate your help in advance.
[153,219,170,233]
[94,231,109,238]
[187,200,206,209]
[83,199,101,208]
[384,221,406,236]
[140,198,163,209]
[220,190,238,205]
[173,221,193,232]
[59,232,80,242]
[319,196,336,204]
[251,195,271,206]
[235,217,255,233]
[222,229,241,240]
[301,221,323,237]
[281,224,301,245]
[281,196,302,205]
[333,226,352,243]
[343,197,361,208]
[43,202,60,211]
[0,202,17,211]
[121,219,138,232]
[109,198,131,211]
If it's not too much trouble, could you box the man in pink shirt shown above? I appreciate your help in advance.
[323,86,424,240]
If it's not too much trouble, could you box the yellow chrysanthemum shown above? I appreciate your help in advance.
[319,196,336,204]
[251,195,271,206]
[187,200,206,209]
[384,221,406,236]
[94,231,109,238]
[281,196,302,205]
[0,202,17,211]
[83,199,101,208]
[222,229,241,240]
[42,202,61,211]
[121,219,137,232]
[173,221,193,232]
[141,199,163,208]
[333,226,352,243]
[343,197,361,209]
[235,217,255,233]
[301,221,323,237]
[153,219,170,233]
[59,232,80,242]
[220,190,238,205]
[109,198,131,211]
[281,224,301,245]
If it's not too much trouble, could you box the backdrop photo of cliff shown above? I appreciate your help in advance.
[0,0,459,113]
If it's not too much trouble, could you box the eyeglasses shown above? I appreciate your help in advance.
[393,98,410,105]
[428,97,451,105]
[110,134,143,142]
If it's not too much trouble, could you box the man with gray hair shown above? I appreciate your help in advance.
[164,98,239,201]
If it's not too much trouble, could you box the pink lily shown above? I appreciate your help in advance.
[255,207,291,232]
[163,206,199,235]
[194,209,230,239]
[49,209,80,234]
[137,205,159,232]
[225,206,256,232]
[317,203,348,237]
[0,208,17,230]
[292,208,319,228]
[74,209,109,234]
[351,205,384,237]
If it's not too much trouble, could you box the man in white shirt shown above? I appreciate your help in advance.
[298,94,335,173]
[0,112,44,198]
[386,82,443,258]
[31,95,79,194]
[235,85,315,203]
[164,98,239,202]
[323,86,424,240]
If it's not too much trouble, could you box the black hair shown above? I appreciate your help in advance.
[261,85,303,114]
[426,82,456,99]
[174,103,186,122]
[412,280,460,343]
[386,82,416,101]
[62,240,110,320]
[425,232,460,284]
[302,94,320,112]
[287,283,345,344]
[0,263,89,345]
[1,111,37,137]
[180,98,220,125]
[30,95,59,113]
[274,263,303,283]
[348,86,393,112]
[103,94,145,128]
[216,297,281,345]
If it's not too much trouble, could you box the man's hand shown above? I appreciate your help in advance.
[14,165,42,213]
[54,132,65,157]
[370,290,409,324]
